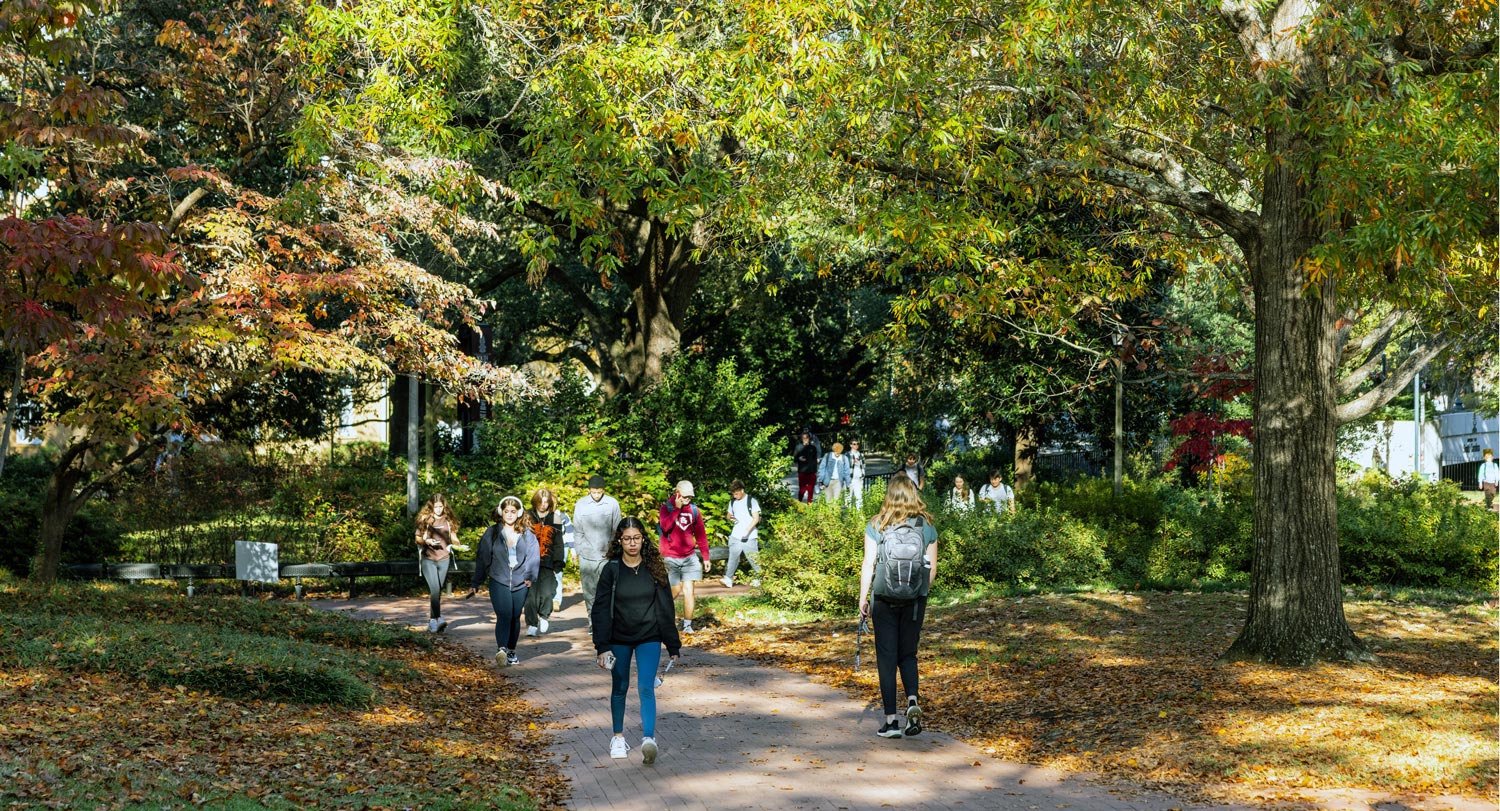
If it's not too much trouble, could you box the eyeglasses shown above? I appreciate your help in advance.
[619,533,644,541]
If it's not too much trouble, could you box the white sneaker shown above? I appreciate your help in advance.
[426,619,439,633]
[538,618,549,634]
[506,650,520,666]
[495,648,510,667]
[640,737,658,765]
[609,736,629,759]
[719,577,734,589]
[434,617,449,633]
[681,619,694,634]
[526,625,539,637]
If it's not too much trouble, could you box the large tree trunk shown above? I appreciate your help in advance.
[1013,422,1038,491]
[605,218,701,395]
[1223,122,1369,665]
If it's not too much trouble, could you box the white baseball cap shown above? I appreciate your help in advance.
[675,480,695,497]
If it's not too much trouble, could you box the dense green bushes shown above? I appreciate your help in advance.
[0,455,123,578]
[755,472,1493,613]
[1339,473,1497,592]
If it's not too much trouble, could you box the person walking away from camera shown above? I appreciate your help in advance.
[857,474,939,738]
[721,480,762,589]
[979,469,1016,514]
[1481,449,1500,511]
[658,480,710,633]
[793,430,820,503]
[819,442,852,504]
[896,453,925,491]
[592,517,682,765]
[524,488,574,637]
[574,475,623,626]
[848,439,867,509]
[467,496,539,666]
[414,494,459,633]
[947,474,976,512]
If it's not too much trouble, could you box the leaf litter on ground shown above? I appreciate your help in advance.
[696,591,1497,807]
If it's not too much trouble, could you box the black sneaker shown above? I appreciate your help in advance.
[877,720,903,738]
[904,697,923,736]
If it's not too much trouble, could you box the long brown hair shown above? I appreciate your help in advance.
[416,494,459,536]
[873,474,934,531]
[607,517,669,588]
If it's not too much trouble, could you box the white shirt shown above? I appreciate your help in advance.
[728,495,761,541]
[1481,460,1500,486]
[979,482,1014,512]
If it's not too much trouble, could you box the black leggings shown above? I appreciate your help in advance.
[871,597,926,715]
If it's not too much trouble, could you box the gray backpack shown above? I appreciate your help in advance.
[874,518,929,602]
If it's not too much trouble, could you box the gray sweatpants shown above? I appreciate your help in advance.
[420,557,450,619]
[579,556,608,616]
[724,536,760,582]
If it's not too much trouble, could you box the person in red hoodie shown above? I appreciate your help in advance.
[658,480,710,633]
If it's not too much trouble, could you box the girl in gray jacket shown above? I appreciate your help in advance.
[467,496,540,666]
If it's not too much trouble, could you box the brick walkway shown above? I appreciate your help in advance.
[313,591,1261,811]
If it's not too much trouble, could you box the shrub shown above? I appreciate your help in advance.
[934,506,1112,590]
[759,500,870,613]
[618,354,783,495]
[1338,473,1496,591]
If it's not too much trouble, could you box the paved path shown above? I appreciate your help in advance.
[314,590,1252,811]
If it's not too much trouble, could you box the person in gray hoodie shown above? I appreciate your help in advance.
[572,474,623,624]
[466,496,540,666]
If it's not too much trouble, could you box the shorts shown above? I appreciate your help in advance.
[664,555,704,587]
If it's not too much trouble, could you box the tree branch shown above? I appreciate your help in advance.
[1335,337,1450,425]
[1027,157,1257,242]
[165,187,209,238]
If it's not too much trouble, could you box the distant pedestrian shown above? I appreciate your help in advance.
[574,475,624,625]
[793,430,820,502]
[857,474,939,739]
[658,480,710,633]
[946,474,975,511]
[466,496,539,666]
[592,517,682,765]
[524,488,574,637]
[414,494,459,633]
[1481,449,1500,511]
[848,439,867,509]
[978,470,1016,514]
[819,442,853,504]
[896,453,925,491]
[720,480,762,589]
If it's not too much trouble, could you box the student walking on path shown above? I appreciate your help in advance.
[467,496,539,666]
[819,442,853,504]
[857,474,939,738]
[414,494,459,633]
[591,516,682,765]
[720,480,762,589]
[848,439,868,509]
[658,480,711,633]
[573,474,623,624]
[793,430,820,502]
[524,488,573,637]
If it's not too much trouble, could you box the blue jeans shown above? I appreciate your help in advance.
[489,582,528,651]
[610,642,662,738]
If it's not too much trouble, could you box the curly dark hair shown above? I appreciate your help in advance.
[607,517,669,588]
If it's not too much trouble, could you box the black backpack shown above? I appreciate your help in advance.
[873,517,930,602]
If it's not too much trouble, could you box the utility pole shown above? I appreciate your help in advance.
[407,374,419,517]
[1413,371,1421,480]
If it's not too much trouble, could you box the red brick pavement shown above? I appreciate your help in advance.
[310,593,1472,811]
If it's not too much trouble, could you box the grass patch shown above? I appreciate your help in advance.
[0,583,565,810]
[695,590,1498,804]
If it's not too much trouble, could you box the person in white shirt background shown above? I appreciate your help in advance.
[847,439,867,509]
[1479,449,1500,512]
[978,470,1016,514]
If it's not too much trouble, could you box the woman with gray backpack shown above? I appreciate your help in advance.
[856,474,939,739]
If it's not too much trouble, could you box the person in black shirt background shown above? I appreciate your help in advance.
[591,517,681,765]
